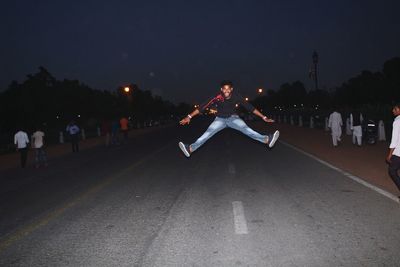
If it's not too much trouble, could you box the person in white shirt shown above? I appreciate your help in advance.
[328,109,343,147]
[14,128,29,168]
[32,127,48,168]
[387,103,400,192]
[350,109,364,146]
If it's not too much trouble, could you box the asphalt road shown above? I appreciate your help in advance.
[1,118,400,266]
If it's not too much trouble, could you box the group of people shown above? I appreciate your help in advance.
[14,126,48,168]
[100,117,130,147]
[12,116,132,169]
[13,120,80,169]
[327,108,365,147]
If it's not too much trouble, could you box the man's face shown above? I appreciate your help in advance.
[221,85,233,98]
[392,106,400,116]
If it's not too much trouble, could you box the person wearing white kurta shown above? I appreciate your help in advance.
[328,111,343,147]
[345,117,352,135]
[350,111,363,146]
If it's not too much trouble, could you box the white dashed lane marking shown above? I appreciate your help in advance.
[232,201,249,234]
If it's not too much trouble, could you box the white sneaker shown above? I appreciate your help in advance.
[179,142,191,157]
[268,130,280,148]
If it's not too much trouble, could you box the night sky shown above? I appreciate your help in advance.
[1,0,400,104]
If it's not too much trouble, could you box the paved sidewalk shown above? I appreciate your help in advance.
[0,124,174,172]
[252,122,398,197]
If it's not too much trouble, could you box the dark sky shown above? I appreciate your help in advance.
[1,0,400,104]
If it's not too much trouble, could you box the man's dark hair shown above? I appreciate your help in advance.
[393,102,400,108]
[220,80,233,87]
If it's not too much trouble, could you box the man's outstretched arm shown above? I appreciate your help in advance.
[253,109,274,123]
[179,109,200,125]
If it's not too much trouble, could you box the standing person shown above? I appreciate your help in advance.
[120,116,129,143]
[101,119,112,147]
[14,128,30,168]
[350,109,364,146]
[111,119,120,145]
[328,108,343,147]
[178,80,279,158]
[31,126,48,168]
[66,120,80,152]
[386,103,400,193]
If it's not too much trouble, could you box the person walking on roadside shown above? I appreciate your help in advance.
[31,126,48,168]
[14,127,30,168]
[66,120,80,152]
[101,119,112,147]
[178,80,279,158]
[120,116,129,143]
[386,103,400,193]
[111,119,120,145]
[350,109,364,146]
[328,108,343,147]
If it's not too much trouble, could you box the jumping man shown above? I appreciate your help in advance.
[178,80,279,157]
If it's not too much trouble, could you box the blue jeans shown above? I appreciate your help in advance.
[190,115,267,152]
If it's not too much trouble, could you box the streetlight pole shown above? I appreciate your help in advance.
[312,50,319,90]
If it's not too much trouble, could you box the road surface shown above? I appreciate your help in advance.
[1,118,399,266]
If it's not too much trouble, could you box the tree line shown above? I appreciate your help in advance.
[0,67,191,134]
[252,57,400,114]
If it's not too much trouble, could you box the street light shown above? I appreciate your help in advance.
[257,88,263,94]
[124,86,130,93]
[312,50,319,90]
[245,97,249,102]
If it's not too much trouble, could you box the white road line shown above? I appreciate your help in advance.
[228,163,236,175]
[232,201,249,234]
[280,141,400,203]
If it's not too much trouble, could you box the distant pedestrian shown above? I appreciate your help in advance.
[66,120,80,152]
[120,116,129,143]
[386,103,400,193]
[328,109,343,147]
[101,119,112,147]
[14,128,29,168]
[345,117,352,135]
[111,119,120,145]
[32,126,48,168]
[350,110,364,146]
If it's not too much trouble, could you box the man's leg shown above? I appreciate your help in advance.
[39,148,48,166]
[35,148,40,168]
[20,148,28,168]
[388,155,400,191]
[189,118,226,152]
[227,116,267,143]
[357,135,362,146]
[332,133,338,146]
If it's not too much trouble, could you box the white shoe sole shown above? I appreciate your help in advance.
[179,142,190,157]
[268,130,280,148]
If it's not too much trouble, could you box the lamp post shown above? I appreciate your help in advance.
[312,50,319,90]
[257,88,263,95]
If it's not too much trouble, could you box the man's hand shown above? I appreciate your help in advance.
[386,154,392,164]
[262,116,274,123]
[179,117,191,125]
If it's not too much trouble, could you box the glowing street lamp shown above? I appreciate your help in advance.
[257,88,263,94]
[124,86,130,93]
[245,97,249,102]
